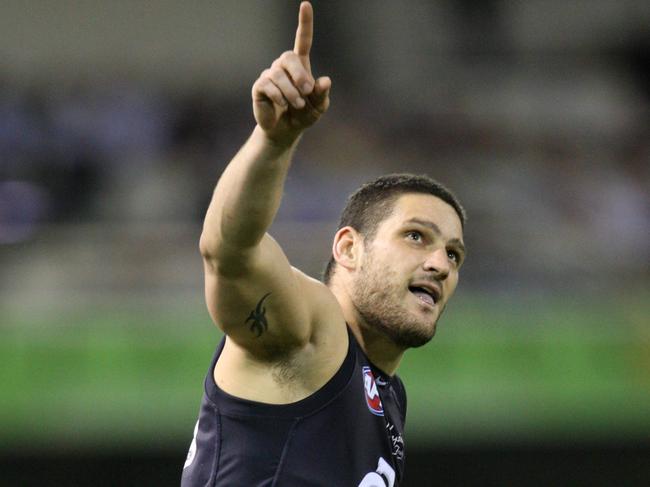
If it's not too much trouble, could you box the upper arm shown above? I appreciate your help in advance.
[202,232,324,358]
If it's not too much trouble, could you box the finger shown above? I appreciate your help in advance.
[308,76,331,113]
[269,67,305,109]
[277,51,314,96]
[253,99,278,131]
[293,1,313,71]
[253,75,288,108]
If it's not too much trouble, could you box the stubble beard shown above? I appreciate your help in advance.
[351,254,440,349]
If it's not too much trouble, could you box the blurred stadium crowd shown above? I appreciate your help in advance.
[0,0,648,311]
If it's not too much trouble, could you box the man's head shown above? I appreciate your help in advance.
[323,174,466,284]
[326,174,466,348]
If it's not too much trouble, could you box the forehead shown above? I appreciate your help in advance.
[380,193,464,241]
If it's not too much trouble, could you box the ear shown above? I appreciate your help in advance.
[332,226,362,272]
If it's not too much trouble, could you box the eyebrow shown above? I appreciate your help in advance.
[404,218,466,254]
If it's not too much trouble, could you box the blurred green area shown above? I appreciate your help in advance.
[1,292,649,450]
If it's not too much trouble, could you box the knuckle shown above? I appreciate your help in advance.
[280,50,295,62]
[255,75,269,87]
[259,69,271,82]
[269,67,284,83]
[252,78,263,95]
[293,72,308,85]
[306,76,316,90]
[253,78,276,98]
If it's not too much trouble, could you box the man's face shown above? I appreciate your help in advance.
[351,193,465,348]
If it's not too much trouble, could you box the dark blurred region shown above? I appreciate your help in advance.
[1,442,649,486]
[1,1,649,485]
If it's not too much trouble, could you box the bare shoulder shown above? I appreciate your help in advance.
[213,267,349,405]
[292,267,347,341]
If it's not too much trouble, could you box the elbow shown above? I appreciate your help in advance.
[199,232,228,273]
[199,232,217,260]
[200,218,261,261]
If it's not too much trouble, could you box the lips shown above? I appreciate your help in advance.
[408,282,441,307]
[410,288,435,306]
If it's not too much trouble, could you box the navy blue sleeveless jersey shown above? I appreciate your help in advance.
[181,327,407,487]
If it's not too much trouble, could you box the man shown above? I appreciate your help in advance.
[181,2,466,486]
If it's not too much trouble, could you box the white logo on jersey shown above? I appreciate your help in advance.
[183,420,199,469]
[364,372,379,400]
[358,457,395,487]
[385,420,404,460]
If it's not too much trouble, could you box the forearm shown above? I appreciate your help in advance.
[201,2,329,262]
[200,126,301,257]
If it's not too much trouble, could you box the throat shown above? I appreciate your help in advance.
[347,322,405,376]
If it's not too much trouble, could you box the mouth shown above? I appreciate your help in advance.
[408,284,441,308]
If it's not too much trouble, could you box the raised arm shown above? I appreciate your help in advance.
[199,2,332,356]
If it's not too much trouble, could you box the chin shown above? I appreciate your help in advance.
[380,317,437,349]
[392,328,435,349]
[352,274,442,348]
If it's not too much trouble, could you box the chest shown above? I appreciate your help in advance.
[213,339,346,404]
[278,377,406,486]
[211,364,406,486]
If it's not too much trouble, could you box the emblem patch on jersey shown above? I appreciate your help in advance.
[362,366,384,416]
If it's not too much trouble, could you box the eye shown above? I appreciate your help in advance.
[447,249,460,264]
[406,231,422,242]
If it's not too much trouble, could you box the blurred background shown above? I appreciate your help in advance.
[1,0,648,485]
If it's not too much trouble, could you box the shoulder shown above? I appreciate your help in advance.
[293,267,345,337]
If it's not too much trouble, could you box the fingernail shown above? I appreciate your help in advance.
[295,98,305,108]
[301,82,312,94]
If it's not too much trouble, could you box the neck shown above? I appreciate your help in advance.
[329,279,405,376]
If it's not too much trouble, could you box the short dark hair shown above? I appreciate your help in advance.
[322,173,466,284]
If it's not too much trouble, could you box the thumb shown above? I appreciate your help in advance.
[309,76,331,113]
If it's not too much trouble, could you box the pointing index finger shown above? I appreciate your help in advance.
[293,1,313,68]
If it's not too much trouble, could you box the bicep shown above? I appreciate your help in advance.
[203,233,313,356]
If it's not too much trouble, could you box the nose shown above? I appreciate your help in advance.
[423,248,450,280]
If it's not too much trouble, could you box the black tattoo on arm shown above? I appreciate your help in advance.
[245,292,271,337]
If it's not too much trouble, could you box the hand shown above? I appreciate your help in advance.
[252,1,331,145]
